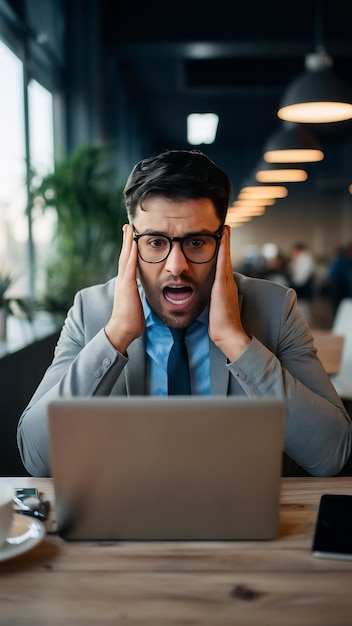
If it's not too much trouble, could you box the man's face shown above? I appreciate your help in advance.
[133,196,222,328]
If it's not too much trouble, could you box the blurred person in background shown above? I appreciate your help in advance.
[260,244,290,287]
[326,243,352,314]
[288,242,315,324]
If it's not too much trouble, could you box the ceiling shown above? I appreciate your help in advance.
[100,0,352,195]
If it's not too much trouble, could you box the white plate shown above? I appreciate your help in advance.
[0,515,45,562]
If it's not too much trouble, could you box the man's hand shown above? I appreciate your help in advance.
[104,224,145,354]
[209,225,251,361]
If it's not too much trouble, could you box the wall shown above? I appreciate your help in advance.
[229,186,352,274]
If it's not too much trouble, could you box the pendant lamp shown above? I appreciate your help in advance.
[263,122,324,163]
[237,170,289,204]
[239,180,288,200]
[229,203,267,216]
[234,197,276,207]
[255,160,308,183]
[277,47,352,124]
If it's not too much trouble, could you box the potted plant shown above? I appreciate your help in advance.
[31,143,127,319]
[0,271,33,341]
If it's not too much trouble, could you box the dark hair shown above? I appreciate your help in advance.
[123,149,232,223]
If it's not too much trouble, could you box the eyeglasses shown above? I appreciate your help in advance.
[133,229,223,264]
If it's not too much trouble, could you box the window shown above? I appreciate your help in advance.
[0,39,27,295]
[28,79,56,296]
[0,39,55,299]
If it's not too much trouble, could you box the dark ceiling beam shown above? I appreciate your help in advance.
[112,41,352,60]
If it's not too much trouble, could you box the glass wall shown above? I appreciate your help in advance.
[0,33,56,301]
[0,39,27,295]
[28,78,56,296]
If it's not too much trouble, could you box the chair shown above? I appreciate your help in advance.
[0,330,59,476]
[330,298,352,402]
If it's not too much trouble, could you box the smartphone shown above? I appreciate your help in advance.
[15,487,39,504]
[312,494,352,560]
[14,487,50,521]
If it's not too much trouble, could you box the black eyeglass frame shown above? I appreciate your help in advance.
[133,228,223,264]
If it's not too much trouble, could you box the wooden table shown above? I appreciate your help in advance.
[311,329,345,375]
[1,477,352,625]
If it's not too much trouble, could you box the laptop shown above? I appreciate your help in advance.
[48,396,285,541]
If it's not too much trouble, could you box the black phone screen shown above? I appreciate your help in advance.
[312,494,352,560]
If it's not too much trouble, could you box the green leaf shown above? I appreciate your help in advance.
[29,142,127,315]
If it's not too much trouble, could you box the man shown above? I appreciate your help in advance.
[17,150,351,477]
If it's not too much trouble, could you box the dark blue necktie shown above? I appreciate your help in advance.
[167,328,191,395]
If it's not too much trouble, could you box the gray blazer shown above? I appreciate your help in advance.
[17,273,352,477]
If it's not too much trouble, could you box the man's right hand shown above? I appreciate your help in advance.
[104,223,145,354]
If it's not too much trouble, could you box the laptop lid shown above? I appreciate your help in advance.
[48,396,285,541]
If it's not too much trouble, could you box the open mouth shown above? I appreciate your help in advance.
[163,285,193,306]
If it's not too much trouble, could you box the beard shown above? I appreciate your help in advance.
[138,265,216,329]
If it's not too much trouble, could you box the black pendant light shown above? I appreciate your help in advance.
[263,122,324,163]
[277,1,352,124]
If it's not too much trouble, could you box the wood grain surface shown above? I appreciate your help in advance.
[1,477,352,625]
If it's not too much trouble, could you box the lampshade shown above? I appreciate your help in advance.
[255,160,308,183]
[233,197,276,207]
[229,204,266,216]
[277,49,352,124]
[238,172,289,200]
[239,184,288,200]
[226,213,253,225]
[263,122,324,163]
